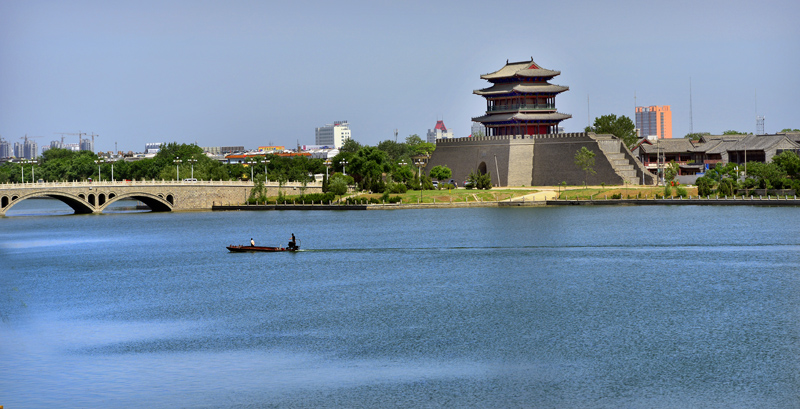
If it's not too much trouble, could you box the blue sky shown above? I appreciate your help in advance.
[2,0,798,153]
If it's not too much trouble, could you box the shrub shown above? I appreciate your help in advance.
[696,176,714,197]
[385,182,407,194]
[611,193,622,199]
[297,192,336,203]
[675,186,688,197]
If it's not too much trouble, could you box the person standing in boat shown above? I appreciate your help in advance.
[289,233,296,249]
[250,238,255,247]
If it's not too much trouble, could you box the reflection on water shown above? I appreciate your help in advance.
[3,197,147,217]
[1,204,799,408]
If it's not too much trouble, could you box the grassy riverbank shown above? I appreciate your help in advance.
[264,185,707,204]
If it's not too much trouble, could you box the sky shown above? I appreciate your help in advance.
[1,0,798,153]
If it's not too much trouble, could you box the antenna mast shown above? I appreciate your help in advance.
[587,95,590,129]
[755,89,764,135]
[689,78,694,134]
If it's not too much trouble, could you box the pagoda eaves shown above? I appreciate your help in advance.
[473,58,571,136]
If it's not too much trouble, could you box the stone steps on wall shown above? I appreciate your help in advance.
[593,137,652,185]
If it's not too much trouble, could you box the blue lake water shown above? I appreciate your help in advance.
[1,200,799,408]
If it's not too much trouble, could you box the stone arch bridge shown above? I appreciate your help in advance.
[0,180,322,216]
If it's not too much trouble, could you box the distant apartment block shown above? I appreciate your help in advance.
[145,142,163,154]
[427,120,454,143]
[315,121,351,149]
[203,146,246,155]
[635,105,672,139]
[0,137,10,158]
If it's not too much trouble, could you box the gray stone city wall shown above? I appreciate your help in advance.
[429,133,633,187]
[531,135,623,186]
[426,137,512,187]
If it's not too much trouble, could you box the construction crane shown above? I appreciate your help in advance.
[54,132,70,147]
[89,133,99,153]
[57,131,87,150]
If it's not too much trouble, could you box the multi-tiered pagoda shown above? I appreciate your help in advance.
[472,58,571,136]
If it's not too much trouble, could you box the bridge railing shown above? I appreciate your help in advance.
[0,180,322,189]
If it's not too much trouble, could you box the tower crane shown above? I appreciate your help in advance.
[54,132,70,147]
[57,131,87,150]
[89,132,99,153]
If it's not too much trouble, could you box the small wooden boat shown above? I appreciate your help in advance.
[227,244,299,253]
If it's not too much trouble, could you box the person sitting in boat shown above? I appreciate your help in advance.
[250,238,255,247]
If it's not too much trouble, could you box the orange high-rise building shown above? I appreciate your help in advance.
[635,105,672,139]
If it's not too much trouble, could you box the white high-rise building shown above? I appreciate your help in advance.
[427,120,454,143]
[315,121,351,149]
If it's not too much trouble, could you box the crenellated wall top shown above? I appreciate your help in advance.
[435,132,596,145]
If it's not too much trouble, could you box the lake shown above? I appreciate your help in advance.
[1,200,799,408]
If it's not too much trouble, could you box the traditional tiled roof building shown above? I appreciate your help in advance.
[472,58,571,136]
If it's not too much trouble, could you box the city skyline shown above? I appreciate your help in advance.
[1,0,798,153]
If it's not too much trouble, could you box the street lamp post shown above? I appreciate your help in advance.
[95,159,103,182]
[174,158,182,181]
[324,160,331,179]
[399,160,407,185]
[187,158,197,180]
[414,159,424,202]
[342,160,348,176]
[264,160,270,182]
[247,160,256,181]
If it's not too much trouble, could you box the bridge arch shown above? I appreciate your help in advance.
[98,192,173,213]
[2,191,95,215]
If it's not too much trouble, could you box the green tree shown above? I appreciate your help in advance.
[348,146,390,191]
[664,161,679,182]
[339,139,363,154]
[684,132,710,141]
[391,164,415,187]
[745,161,787,190]
[780,128,800,133]
[722,130,751,135]
[574,147,596,187]
[695,176,714,196]
[477,172,492,189]
[429,165,452,181]
[405,134,424,145]
[376,139,414,163]
[405,134,435,156]
[328,173,353,199]
[466,171,491,189]
[772,150,800,179]
[586,114,637,148]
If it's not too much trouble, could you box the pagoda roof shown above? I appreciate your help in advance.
[473,83,569,96]
[472,112,572,123]
[480,58,560,80]
[434,120,447,132]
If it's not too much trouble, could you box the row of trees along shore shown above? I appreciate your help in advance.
[1,135,489,196]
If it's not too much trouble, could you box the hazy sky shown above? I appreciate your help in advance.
[2,0,798,153]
